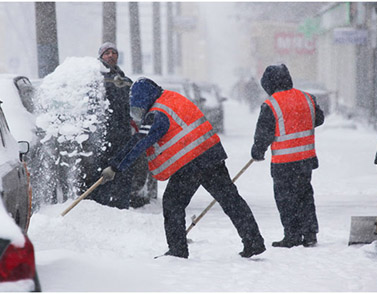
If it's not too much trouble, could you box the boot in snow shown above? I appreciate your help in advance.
[161,249,189,259]
[239,241,266,258]
[303,233,317,247]
[272,236,302,248]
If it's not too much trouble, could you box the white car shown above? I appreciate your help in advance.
[0,101,40,291]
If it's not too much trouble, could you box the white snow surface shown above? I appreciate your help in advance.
[27,96,377,291]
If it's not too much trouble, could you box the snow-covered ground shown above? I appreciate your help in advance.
[28,98,377,292]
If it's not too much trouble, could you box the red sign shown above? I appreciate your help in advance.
[275,32,316,55]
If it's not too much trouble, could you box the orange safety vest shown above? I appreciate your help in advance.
[146,90,220,181]
[265,88,316,164]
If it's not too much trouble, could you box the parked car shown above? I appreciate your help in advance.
[191,82,227,134]
[0,101,40,291]
[0,196,41,292]
[294,79,332,115]
[0,101,32,233]
[151,76,227,133]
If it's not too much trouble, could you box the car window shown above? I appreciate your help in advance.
[0,197,24,246]
[199,86,219,107]
[0,105,20,166]
[0,107,9,148]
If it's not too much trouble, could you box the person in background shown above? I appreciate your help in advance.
[100,77,266,259]
[81,42,134,209]
[251,64,324,248]
[244,76,262,111]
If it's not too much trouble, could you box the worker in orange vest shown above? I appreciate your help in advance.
[100,77,265,259]
[251,64,324,248]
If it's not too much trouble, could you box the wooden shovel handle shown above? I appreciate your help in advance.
[60,177,103,217]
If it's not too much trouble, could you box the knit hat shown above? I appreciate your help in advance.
[130,78,163,110]
[98,42,118,58]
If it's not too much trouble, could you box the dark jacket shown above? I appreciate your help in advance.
[251,64,324,178]
[102,66,133,161]
[79,64,133,199]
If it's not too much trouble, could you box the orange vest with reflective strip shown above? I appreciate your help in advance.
[146,90,220,181]
[265,88,316,164]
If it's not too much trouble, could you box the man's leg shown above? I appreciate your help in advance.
[297,171,318,246]
[200,161,265,257]
[162,164,200,258]
[272,174,302,247]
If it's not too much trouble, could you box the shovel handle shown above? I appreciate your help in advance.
[186,158,254,235]
[60,177,103,217]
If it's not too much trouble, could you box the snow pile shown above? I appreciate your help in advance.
[35,57,108,145]
[31,57,109,206]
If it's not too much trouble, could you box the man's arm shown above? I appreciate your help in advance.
[109,111,170,172]
[311,94,325,127]
[251,103,276,161]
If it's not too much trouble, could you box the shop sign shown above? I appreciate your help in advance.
[275,32,316,55]
[333,28,368,45]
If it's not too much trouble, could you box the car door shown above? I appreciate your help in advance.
[0,105,31,233]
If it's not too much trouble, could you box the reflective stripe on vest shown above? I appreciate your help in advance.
[146,90,220,181]
[267,89,316,163]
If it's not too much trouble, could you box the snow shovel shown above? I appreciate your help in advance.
[348,216,377,245]
[186,158,254,235]
[60,177,103,217]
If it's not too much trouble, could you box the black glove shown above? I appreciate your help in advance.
[101,166,116,184]
[251,144,265,162]
[374,152,377,165]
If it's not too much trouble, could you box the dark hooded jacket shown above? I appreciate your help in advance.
[251,64,324,178]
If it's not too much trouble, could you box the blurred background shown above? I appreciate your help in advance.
[0,2,377,124]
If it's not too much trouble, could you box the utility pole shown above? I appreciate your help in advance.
[175,3,182,70]
[102,2,116,44]
[153,2,162,75]
[35,2,59,78]
[129,2,143,74]
[167,2,174,74]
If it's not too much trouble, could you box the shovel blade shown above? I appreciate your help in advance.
[348,216,377,245]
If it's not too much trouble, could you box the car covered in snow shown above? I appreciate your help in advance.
[151,76,226,133]
[294,79,332,115]
[0,75,36,229]
[0,100,32,232]
[191,82,227,134]
[0,101,40,291]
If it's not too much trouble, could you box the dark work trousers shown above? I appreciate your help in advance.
[273,169,319,239]
[162,160,264,256]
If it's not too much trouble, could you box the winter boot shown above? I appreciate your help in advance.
[272,236,302,248]
[163,249,188,259]
[239,241,266,258]
[303,233,317,247]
